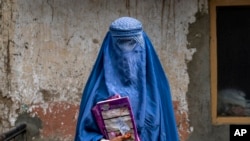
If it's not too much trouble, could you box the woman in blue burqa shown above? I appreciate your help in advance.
[75,17,179,141]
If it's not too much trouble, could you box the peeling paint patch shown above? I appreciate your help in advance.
[174,101,192,141]
[31,102,79,140]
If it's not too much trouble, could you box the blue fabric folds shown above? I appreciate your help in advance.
[74,17,179,141]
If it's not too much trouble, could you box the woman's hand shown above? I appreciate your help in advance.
[110,136,124,141]
[110,133,132,141]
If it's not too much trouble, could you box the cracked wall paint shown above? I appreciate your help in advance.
[0,0,208,140]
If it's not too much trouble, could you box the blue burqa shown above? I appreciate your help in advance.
[75,17,179,141]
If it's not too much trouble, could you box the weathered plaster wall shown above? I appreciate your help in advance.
[186,11,229,141]
[0,0,209,140]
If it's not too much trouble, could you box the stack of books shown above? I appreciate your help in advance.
[92,95,140,141]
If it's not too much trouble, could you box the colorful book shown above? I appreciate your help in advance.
[92,95,140,141]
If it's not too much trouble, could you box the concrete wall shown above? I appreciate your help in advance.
[0,0,229,141]
[186,12,229,141]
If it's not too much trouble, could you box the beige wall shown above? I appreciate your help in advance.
[0,0,208,140]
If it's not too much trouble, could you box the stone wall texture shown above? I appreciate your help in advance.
[0,0,208,140]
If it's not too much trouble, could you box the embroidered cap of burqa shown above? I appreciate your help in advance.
[74,17,179,141]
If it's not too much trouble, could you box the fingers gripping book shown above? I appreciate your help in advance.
[92,95,140,141]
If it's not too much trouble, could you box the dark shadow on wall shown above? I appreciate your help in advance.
[14,113,42,141]
[186,12,229,141]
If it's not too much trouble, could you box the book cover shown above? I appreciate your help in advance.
[92,96,140,141]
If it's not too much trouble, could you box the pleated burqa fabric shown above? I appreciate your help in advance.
[75,17,179,141]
